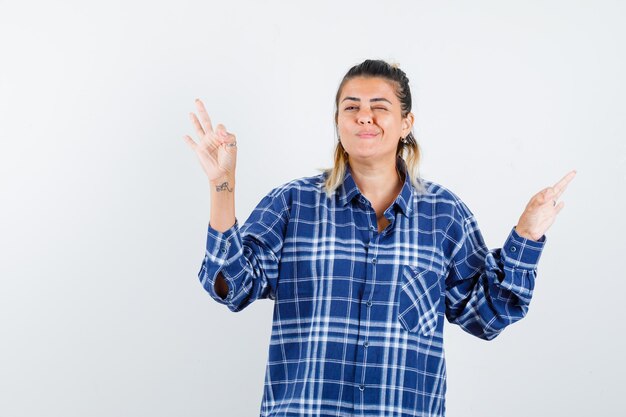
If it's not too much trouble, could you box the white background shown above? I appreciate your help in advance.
[1,0,624,416]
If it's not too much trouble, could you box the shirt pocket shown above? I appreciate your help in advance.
[397,265,443,337]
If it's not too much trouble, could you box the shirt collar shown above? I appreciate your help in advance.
[339,158,414,217]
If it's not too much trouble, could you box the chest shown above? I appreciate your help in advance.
[279,200,449,293]
[275,200,452,343]
[376,214,390,233]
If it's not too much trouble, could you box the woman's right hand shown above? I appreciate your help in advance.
[183,98,237,183]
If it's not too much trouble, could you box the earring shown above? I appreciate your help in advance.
[400,137,408,144]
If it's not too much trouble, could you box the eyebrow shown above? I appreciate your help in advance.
[341,97,392,104]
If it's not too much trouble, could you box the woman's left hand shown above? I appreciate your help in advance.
[515,170,577,241]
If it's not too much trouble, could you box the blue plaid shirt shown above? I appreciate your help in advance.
[198,159,546,417]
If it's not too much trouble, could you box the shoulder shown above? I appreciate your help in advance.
[260,172,326,210]
[417,178,475,221]
[267,172,325,196]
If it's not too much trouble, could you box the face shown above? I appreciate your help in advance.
[336,76,414,164]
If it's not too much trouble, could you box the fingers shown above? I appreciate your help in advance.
[194,98,214,133]
[215,123,227,140]
[533,170,576,207]
[182,135,197,150]
[535,187,556,207]
[552,170,577,198]
[189,112,205,138]
[185,98,236,153]
[216,123,237,146]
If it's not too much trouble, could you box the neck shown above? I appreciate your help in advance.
[348,156,404,199]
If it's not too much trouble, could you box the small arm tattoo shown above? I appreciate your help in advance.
[214,181,233,192]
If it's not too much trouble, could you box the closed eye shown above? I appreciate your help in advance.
[344,106,387,111]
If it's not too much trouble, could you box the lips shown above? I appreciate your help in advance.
[356,131,380,138]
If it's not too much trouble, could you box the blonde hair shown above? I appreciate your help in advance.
[316,59,427,199]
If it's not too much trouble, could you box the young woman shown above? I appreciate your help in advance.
[183,59,576,417]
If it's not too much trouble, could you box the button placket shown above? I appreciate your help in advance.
[358,227,377,401]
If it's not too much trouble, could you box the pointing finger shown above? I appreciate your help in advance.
[552,170,577,199]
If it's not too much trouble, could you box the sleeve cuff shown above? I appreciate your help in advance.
[501,226,546,269]
[205,218,243,266]
[202,218,244,303]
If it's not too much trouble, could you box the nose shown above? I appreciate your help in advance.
[357,108,373,124]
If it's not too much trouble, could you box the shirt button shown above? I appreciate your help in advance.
[372,258,377,264]
[369,225,374,231]
[510,246,517,252]
[366,300,372,307]
[359,384,365,391]
[221,248,227,253]
[364,341,369,347]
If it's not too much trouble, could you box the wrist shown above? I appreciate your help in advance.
[210,174,236,188]
[515,226,539,241]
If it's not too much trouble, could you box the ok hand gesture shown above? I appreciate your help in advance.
[515,170,577,241]
[183,98,237,183]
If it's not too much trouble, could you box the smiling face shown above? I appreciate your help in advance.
[336,76,414,164]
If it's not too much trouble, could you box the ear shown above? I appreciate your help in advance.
[401,112,415,137]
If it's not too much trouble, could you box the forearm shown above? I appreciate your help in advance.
[208,174,236,299]
[209,174,236,233]
[200,184,287,312]
[446,225,545,340]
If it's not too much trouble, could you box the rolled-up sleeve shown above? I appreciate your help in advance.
[444,201,546,340]
[198,188,290,312]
